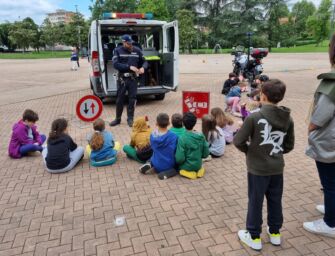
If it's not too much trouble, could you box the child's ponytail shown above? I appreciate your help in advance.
[90,118,106,151]
[48,118,68,141]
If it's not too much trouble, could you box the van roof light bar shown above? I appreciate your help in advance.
[103,12,153,20]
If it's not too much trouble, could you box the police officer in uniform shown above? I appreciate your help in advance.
[110,34,148,127]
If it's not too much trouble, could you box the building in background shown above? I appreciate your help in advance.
[47,9,75,24]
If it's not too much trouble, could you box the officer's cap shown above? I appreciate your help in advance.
[122,34,133,44]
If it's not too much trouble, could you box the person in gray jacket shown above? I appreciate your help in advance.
[303,34,335,238]
[233,79,295,251]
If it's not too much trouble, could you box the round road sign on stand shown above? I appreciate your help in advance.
[76,95,103,122]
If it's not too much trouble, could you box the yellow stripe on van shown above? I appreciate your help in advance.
[144,56,160,60]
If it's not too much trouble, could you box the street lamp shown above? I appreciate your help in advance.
[75,5,81,55]
[246,32,253,62]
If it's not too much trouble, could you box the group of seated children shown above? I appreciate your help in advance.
[8,107,235,179]
[222,73,269,119]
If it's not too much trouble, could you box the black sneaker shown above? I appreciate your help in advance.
[109,119,121,127]
[139,163,152,174]
[127,120,133,127]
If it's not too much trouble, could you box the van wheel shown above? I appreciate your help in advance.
[155,94,165,100]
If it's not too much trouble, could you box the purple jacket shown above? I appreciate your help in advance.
[8,120,43,158]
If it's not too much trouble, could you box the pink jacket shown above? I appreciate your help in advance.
[8,120,43,158]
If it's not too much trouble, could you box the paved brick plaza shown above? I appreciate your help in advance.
[0,54,334,255]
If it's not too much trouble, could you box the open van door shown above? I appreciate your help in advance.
[162,21,179,90]
[96,22,108,95]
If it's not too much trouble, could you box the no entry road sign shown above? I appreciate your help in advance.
[76,95,103,122]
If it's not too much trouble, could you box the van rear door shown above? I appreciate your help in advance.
[97,22,108,95]
[162,21,179,90]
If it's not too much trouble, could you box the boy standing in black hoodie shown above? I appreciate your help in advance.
[233,79,295,251]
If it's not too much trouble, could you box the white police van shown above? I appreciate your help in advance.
[88,12,179,101]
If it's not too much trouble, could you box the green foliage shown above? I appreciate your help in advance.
[8,18,38,52]
[136,0,170,20]
[307,0,332,45]
[292,0,316,38]
[89,0,137,20]
[176,9,197,52]
[63,13,89,47]
[0,22,16,50]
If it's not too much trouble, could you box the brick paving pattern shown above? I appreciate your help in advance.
[1,54,334,255]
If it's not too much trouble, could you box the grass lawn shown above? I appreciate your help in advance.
[191,41,328,54]
[0,51,71,59]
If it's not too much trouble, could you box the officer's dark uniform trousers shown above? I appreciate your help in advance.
[112,46,147,123]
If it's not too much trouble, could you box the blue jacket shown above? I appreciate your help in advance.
[112,46,148,73]
[71,51,78,61]
[227,86,241,98]
[150,130,178,173]
[90,131,117,162]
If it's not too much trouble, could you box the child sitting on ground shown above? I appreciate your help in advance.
[123,116,152,163]
[226,81,248,117]
[169,113,186,138]
[202,114,226,158]
[233,79,295,251]
[86,118,119,167]
[139,113,178,180]
[241,89,261,121]
[175,112,209,180]
[211,107,236,144]
[222,72,238,95]
[8,109,46,158]
[42,118,84,173]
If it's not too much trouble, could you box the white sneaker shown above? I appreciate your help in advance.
[267,227,281,246]
[316,205,325,215]
[203,155,212,162]
[238,230,262,251]
[139,162,152,174]
[303,219,335,238]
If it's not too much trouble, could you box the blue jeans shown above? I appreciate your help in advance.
[316,161,335,228]
[20,135,46,156]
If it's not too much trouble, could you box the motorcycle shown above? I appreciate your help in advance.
[231,46,268,83]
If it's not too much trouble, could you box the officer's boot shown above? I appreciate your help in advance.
[127,98,136,127]
[110,100,123,127]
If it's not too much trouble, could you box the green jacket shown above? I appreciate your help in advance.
[233,104,295,176]
[169,127,186,138]
[175,130,209,171]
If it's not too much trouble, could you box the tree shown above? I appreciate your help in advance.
[90,0,137,20]
[264,0,291,49]
[63,12,89,48]
[292,0,316,38]
[0,22,16,50]
[307,0,332,45]
[40,19,63,51]
[8,18,38,52]
[176,9,197,52]
[136,0,170,21]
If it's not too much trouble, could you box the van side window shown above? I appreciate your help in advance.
[167,27,175,52]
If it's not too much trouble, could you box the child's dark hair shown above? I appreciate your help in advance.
[48,118,68,141]
[171,113,183,128]
[261,79,286,104]
[183,112,197,130]
[202,114,220,142]
[156,113,169,128]
[229,72,236,78]
[22,109,39,122]
[90,119,105,151]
